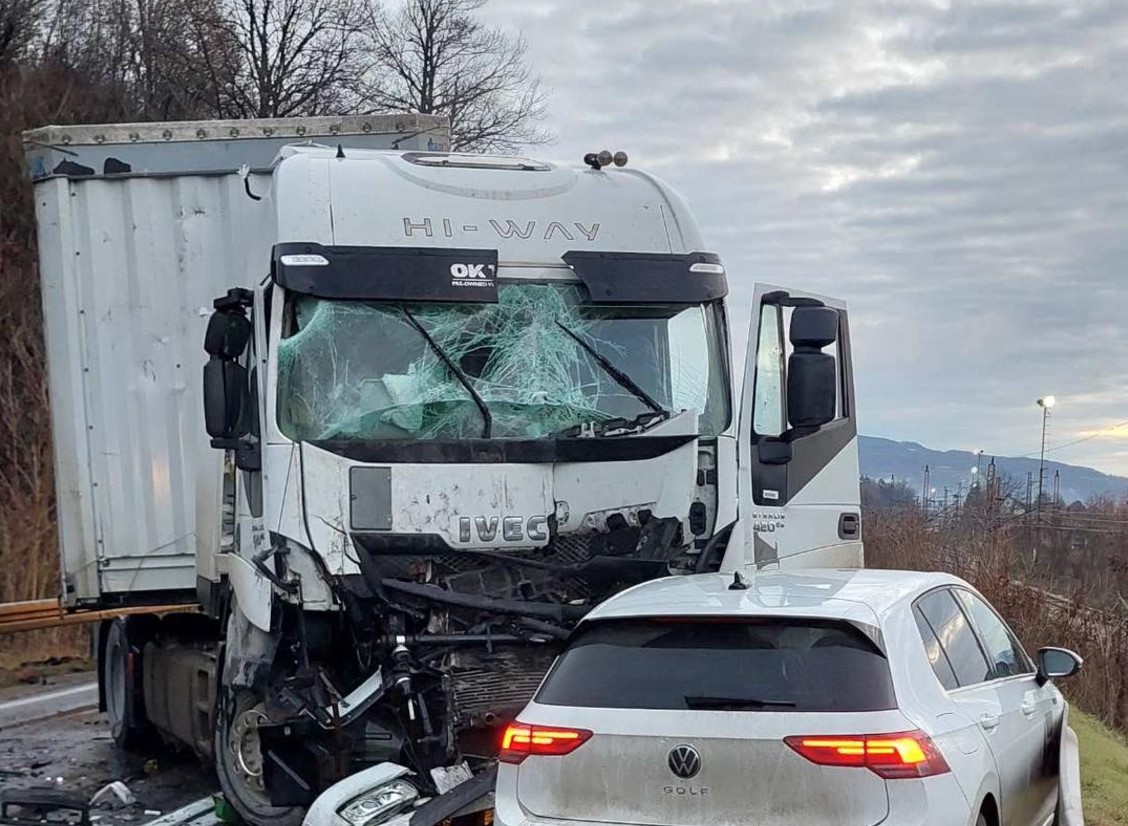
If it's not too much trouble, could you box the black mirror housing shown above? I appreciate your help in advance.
[203,357,250,439]
[1036,646,1083,685]
[790,306,838,348]
[787,352,836,428]
[204,310,252,359]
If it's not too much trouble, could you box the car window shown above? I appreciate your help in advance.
[913,606,959,690]
[915,590,992,688]
[954,589,1034,679]
[535,618,897,712]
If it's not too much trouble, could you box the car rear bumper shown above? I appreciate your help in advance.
[495,771,973,826]
[883,773,974,826]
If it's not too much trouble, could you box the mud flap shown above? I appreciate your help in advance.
[409,766,497,826]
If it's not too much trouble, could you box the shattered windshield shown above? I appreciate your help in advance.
[276,282,729,441]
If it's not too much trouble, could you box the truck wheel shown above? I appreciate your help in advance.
[215,690,303,826]
[102,618,154,750]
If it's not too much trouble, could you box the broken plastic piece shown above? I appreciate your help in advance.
[90,781,136,808]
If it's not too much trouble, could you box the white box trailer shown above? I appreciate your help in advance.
[29,115,449,605]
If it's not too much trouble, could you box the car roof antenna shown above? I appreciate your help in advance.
[729,571,750,591]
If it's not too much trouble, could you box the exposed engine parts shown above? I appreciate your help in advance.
[225,517,694,809]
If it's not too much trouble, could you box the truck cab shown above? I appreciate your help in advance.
[28,118,860,826]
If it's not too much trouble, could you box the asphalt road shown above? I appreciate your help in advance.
[0,674,215,824]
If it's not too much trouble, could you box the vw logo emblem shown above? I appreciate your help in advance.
[668,745,701,779]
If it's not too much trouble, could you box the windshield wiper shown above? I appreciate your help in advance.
[400,308,492,438]
[683,695,797,710]
[555,321,666,416]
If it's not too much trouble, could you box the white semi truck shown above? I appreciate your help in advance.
[25,115,862,826]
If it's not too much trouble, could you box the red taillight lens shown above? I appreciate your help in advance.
[784,730,951,779]
[499,722,593,764]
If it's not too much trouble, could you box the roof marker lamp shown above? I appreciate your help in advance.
[584,150,629,170]
[279,253,329,267]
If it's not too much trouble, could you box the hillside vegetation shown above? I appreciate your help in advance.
[1073,710,1128,826]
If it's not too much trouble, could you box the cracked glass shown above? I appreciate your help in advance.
[276,283,729,441]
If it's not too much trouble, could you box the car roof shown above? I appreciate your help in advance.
[584,569,967,625]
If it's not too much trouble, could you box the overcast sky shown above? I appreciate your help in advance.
[479,0,1128,476]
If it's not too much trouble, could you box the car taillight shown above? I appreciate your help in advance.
[784,730,951,779]
[499,722,593,764]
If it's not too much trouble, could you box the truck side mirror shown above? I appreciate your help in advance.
[203,358,250,439]
[202,292,256,451]
[204,310,251,359]
[786,306,838,429]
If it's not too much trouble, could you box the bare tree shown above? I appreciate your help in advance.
[130,0,237,118]
[362,0,550,152]
[194,0,366,118]
[0,0,44,65]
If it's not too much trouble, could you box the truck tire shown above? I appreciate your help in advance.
[102,617,155,750]
[214,689,303,826]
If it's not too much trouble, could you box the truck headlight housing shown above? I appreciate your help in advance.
[338,779,418,826]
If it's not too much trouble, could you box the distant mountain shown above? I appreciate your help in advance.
[859,435,1128,505]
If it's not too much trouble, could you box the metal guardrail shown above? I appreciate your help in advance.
[0,599,199,634]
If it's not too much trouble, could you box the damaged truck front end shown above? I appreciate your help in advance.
[204,243,734,825]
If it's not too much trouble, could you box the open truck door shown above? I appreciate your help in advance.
[736,284,862,570]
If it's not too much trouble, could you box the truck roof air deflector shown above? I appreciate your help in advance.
[563,250,728,304]
[272,243,499,303]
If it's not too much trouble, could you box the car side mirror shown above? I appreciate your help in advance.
[786,306,839,429]
[1035,646,1082,685]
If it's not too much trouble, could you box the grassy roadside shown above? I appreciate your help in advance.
[1073,709,1128,826]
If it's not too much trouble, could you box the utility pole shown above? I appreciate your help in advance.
[986,456,997,531]
[1036,396,1056,520]
[922,465,930,515]
[1053,470,1060,510]
[1025,470,1034,554]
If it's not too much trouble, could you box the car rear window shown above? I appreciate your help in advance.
[535,618,896,712]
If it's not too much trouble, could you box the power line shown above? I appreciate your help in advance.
[1018,418,1128,459]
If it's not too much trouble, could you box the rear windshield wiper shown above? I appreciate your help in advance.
[684,695,797,710]
[555,321,666,416]
[401,307,492,438]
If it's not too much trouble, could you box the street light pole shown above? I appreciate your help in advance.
[1036,396,1056,519]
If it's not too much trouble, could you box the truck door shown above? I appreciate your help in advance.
[736,285,861,569]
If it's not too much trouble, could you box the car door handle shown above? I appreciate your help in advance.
[1021,700,1038,717]
[979,713,1000,731]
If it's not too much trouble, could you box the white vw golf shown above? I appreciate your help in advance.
[494,569,1082,826]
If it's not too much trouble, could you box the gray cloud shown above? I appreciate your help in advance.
[481,0,1128,473]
